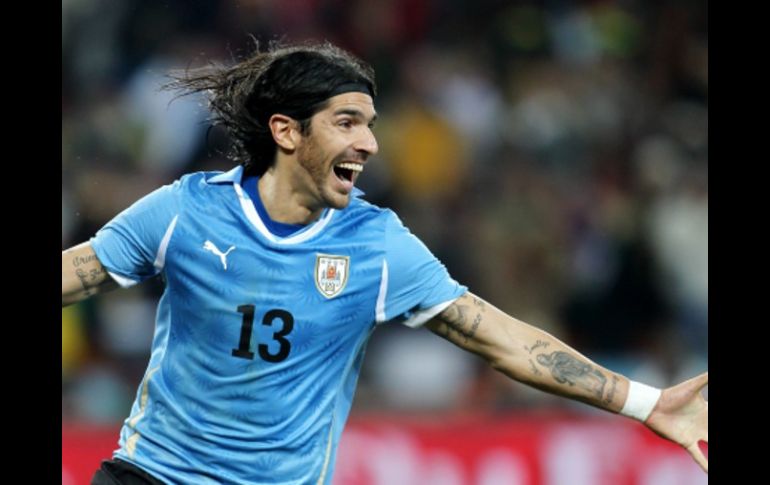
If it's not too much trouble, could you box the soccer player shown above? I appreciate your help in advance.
[62,41,707,484]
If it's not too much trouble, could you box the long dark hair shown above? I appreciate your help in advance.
[165,40,376,176]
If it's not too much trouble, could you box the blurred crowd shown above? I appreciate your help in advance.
[62,0,707,424]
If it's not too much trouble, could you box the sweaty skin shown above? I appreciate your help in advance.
[258,92,378,225]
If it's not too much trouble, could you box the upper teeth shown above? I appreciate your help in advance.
[337,162,364,172]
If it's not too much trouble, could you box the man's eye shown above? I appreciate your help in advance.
[339,120,352,128]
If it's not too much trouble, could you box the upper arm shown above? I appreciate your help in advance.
[426,291,533,363]
[62,242,119,306]
[62,180,182,307]
[89,180,182,285]
[376,211,466,326]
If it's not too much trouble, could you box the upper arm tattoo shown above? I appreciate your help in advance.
[435,295,485,345]
[69,251,109,293]
[63,244,119,306]
[74,266,108,291]
[72,254,98,267]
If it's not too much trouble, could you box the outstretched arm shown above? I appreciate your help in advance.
[62,242,119,307]
[426,291,708,472]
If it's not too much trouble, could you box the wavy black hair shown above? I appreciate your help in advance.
[166,40,376,176]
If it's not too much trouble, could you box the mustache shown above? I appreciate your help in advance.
[334,150,368,164]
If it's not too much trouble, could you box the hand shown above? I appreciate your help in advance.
[644,372,708,473]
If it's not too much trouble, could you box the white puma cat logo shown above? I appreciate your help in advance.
[203,240,236,270]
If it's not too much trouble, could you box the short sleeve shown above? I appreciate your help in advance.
[90,181,182,287]
[376,211,467,327]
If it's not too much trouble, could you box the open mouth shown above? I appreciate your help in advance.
[333,162,364,183]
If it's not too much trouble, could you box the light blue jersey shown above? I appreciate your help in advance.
[90,165,467,484]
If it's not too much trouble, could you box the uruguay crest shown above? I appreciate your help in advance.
[315,254,350,298]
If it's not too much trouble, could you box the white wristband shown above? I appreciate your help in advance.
[620,380,661,422]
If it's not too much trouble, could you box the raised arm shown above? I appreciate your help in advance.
[62,242,119,307]
[426,291,708,472]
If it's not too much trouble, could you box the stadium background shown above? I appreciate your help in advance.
[62,0,707,483]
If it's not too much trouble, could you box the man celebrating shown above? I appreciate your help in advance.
[62,41,707,484]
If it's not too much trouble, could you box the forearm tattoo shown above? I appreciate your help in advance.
[604,374,619,405]
[528,358,542,376]
[536,351,607,399]
[525,340,550,354]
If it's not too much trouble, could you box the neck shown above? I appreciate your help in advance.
[256,165,324,225]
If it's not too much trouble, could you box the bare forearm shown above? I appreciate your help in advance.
[490,319,629,413]
[62,242,118,307]
[428,292,629,413]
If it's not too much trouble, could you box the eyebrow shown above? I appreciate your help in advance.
[333,108,378,124]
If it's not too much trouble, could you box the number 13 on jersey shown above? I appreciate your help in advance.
[232,305,294,363]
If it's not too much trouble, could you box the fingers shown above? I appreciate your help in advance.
[693,372,708,392]
[687,442,708,474]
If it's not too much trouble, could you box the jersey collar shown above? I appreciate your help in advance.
[207,165,347,245]
[207,165,244,185]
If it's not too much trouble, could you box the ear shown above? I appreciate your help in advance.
[269,114,302,151]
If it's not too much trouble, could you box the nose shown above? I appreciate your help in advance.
[354,128,379,156]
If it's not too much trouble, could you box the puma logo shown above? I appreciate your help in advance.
[203,240,236,270]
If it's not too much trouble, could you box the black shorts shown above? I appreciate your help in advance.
[91,458,166,485]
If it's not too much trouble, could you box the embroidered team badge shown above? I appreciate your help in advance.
[315,254,350,298]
